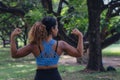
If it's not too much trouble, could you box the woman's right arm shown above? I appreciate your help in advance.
[10,28,33,58]
[60,29,83,57]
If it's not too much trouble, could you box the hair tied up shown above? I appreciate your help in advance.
[28,21,47,44]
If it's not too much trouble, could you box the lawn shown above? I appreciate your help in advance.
[102,44,120,56]
[0,44,120,80]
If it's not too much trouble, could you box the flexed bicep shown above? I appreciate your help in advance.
[61,28,83,57]
[61,41,82,57]
[11,44,33,58]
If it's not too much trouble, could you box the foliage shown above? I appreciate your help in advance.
[52,0,60,12]
[100,0,120,33]
[61,0,88,35]
[0,14,21,40]
[100,10,109,30]
[109,17,120,33]
[24,7,44,26]
[100,10,120,33]
[0,0,44,46]
[0,0,89,46]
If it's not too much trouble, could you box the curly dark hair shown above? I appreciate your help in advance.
[28,22,47,44]
[41,16,56,36]
[28,16,57,44]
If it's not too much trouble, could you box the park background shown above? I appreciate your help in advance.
[0,0,120,80]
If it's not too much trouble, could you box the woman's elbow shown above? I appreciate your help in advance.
[11,53,19,58]
[11,55,17,58]
[76,53,82,57]
[76,50,83,57]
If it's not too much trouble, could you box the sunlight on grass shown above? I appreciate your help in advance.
[13,64,25,67]
[102,44,120,56]
[59,65,84,72]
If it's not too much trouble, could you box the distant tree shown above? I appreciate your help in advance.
[0,1,25,47]
[0,1,42,47]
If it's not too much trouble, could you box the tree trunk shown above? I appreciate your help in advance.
[85,0,105,71]
[23,26,28,45]
[15,39,18,48]
[2,38,6,47]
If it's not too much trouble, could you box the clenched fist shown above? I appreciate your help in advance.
[11,28,22,37]
[71,28,83,37]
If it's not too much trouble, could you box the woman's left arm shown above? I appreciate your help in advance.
[10,28,33,58]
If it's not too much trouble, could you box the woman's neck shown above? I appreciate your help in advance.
[45,35,53,42]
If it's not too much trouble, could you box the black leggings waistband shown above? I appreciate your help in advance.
[35,68,62,80]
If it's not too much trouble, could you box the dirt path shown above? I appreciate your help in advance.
[103,57,120,67]
[59,55,120,67]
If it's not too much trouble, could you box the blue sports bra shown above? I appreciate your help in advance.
[35,39,60,66]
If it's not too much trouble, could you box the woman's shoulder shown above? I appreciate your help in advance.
[58,40,67,44]
[28,43,40,52]
[57,40,64,44]
[57,40,67,48]
[28,43,38,49]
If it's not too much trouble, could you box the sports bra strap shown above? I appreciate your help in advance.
[38,45,41,53]
[38,40,58,53]
[55,41,58,52]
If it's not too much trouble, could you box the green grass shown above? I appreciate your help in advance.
[0,47,36,80]
[62,70,120,80]
[102,44,120,56]
[0,44,120,80]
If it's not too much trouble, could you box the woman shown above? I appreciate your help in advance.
[10,16,83,80]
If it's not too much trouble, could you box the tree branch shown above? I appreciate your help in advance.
[110,8,120,17]
[0,1,25,17]
[57,0,63,16]
[106,1,120,20]
[0,15,13,23]
[102,32,120,49]
[0,1,7,8]
[41,0,57,16]
[63,0,69,5]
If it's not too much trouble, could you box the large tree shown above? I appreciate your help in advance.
[84,0,120,71]
[85,0,105,71]
[40,0,120,71]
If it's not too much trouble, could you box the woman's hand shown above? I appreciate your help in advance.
[71,28,83,37]
[11,28,22,37]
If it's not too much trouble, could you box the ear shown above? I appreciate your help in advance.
[51,27,55,32]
